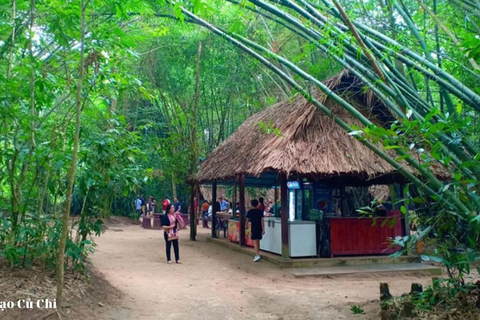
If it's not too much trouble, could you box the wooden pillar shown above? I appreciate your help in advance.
[280,173,289,258]
[190,183,196,241]
[239,174,246,246]
[194,184,200,233]
[232,182,237,218]
[196,185,201,224]
[340,186,347,217]
[274,185,279,216]
[389,185,398,210]
[211,180,217,238]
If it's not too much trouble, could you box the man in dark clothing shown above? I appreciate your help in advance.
[246,199,265,262]
[173,196,181,212]
[140,195,146,215]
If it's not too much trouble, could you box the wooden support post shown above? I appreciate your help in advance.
[410,283,423,294]
[211,180,217,238]
[239,174,246,246]
[190,183,196,241]
[340,186,347,217]
[389,184,398,210]
[274,185,279,216]
[232,182,237,218]
[280,173,289,258]
[380,283,392,302]
[196,185,201,226]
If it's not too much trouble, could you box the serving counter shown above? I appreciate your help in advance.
[227,219,254,247]
[328,214,403,256]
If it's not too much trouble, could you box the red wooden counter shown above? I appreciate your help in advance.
[329,213,403,257]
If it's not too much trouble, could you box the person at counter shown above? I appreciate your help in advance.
[258,197,266,212]
[246,199,265,262]
[219,197,229,211]
[267,200,273,213]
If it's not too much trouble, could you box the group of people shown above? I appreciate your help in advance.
[136,195,182,217]
[136,194,268,264]
[199,196,275,220]
[136,195,184,264]
[197,196,267,262]
[135,196,157,217]
[163,197,265,264]
[257,197,275,216]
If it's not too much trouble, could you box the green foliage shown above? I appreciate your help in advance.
[0,8,479,319]
[381,278,480,319]
[350,305,365,315]
[0,0,151,271]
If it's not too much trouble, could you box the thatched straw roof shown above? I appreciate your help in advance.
[199,186,275,204]
[195,70,446,186]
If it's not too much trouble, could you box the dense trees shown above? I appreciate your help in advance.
[0,0,479,307]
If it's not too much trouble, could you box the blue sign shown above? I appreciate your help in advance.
[287,181,301,189]
[314,182,333,212]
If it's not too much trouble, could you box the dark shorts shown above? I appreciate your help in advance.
[251,225,263,240]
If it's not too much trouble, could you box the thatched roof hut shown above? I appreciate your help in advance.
[195,70,445,186]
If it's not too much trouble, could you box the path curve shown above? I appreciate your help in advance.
[91,217,428,320]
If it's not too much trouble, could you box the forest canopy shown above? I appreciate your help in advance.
[0,0,479,309]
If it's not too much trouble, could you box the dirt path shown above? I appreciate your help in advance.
[91,217,433,320]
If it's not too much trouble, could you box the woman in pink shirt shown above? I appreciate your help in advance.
[161,204,184,264]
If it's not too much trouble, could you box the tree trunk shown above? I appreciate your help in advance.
[171,172,177,198]
[56,0,86,307]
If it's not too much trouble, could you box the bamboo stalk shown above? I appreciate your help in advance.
[231,33,480,209]
[241,0,480,181]
[179,6,473,217]
[303,0,480,110]
[57,0,86,307]
[330,0,386,82]
[415,0,479,70]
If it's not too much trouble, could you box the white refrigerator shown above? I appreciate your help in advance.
[260,218,316,257]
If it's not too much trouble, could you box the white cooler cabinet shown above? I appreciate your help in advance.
[260,218,316,257]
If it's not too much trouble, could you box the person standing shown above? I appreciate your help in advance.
[146,197,153,217]
[258,197,266,213]
[140,195,146,215]
[266,200,274,216]
[201,200,210,228]
[162,196,170,213]
[219,197,228,212]
[151,197,157,214]
[135,196,142,216]
[173,196,181,212]
[161,204,185,264]
[246,199,265,262]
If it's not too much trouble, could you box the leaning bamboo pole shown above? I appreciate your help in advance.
[230,33,480,210]
[179,6,473,218]
[226,0,480,184]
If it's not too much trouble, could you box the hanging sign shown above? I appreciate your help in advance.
[287,181,301,189]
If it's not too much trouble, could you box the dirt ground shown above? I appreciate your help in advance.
[90,217,438,320]
[0,258,122,320]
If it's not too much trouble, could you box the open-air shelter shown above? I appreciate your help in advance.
[191,70,447,259]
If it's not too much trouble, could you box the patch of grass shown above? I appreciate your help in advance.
[350,305,365,314]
